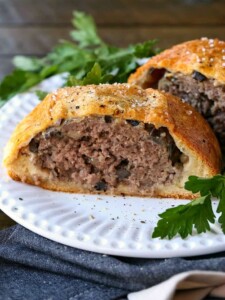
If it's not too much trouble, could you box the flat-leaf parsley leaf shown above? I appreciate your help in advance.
[152,175,225,239]
[0,11,158,106]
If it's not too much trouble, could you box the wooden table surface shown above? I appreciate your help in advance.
[0,0,225,228]
[1,0,225,80]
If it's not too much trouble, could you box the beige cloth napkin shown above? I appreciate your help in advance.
[128,271,225,300]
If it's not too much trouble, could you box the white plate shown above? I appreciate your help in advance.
[0,75,225,258]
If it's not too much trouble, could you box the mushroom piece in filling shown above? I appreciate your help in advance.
[27,116,186,194]
[155,70,225,150]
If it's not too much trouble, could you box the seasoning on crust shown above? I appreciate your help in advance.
[3,84,221,198]
[128,38,225,150]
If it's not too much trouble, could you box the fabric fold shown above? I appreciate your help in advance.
[128,271,225,300]
[1,225,225,300]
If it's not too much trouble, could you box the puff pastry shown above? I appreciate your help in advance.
[128,38,225,150]
[3,84,221,198]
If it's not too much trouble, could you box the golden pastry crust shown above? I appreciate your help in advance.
[128,38,225,87]
[3,84,221,198]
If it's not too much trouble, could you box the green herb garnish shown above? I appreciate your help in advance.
[152,175,225,239]
[0,11,158,106]
[35,90,48,100]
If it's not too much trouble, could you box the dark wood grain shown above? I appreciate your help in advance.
[0,58,13,79]
[0,26,225,55]
[0,0,224,26]
[1,25,225,79]
[101,26,225,49]
[0,27,70,55]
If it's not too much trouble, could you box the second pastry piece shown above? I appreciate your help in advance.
[128,38,225,150]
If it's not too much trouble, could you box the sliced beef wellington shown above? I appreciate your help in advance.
[3,84,221,198]
[128,38,225,151]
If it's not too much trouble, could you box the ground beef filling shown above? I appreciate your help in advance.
[158,71,225,149]
[29,117,183,192]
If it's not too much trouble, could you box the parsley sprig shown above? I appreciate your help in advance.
[0,11,158,105]
[152,175,225,239]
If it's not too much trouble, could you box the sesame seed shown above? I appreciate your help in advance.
[202,48,206,52]
[201,37,208,41]
[222,63,225,68]
[63,90,69,96]
[209,58,214,62]
[222,49,225,53]
[223,56,225,60]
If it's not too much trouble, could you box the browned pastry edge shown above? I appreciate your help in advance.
[3,84,221,198]
[128,38,225,87]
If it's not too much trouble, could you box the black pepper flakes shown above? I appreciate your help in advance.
[75,106,80,109]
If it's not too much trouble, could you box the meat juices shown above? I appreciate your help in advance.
[157,71,225,149]
[28,116,184,194]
